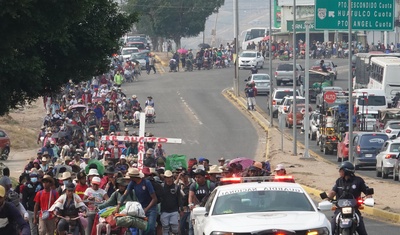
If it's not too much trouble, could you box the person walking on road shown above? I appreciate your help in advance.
[148,55,157,74]
[244,82,257,111]
[114,71,123,87]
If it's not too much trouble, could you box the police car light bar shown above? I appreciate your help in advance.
[219,176,295,184]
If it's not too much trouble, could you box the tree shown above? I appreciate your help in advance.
[124,0,224,49]
[0,0,138,116]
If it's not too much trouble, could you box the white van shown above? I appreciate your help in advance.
[353,89,387,116]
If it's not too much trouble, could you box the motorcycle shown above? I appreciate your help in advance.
[318,189,374,235]
[169,59,177,72]
[56,214,84,235]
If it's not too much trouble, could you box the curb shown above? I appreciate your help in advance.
[223,89,400,223]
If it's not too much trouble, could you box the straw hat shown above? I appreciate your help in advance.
[127,168,144,178]
[42,175,55,184]
[164,170,173,178]
[88,169,100,176]
[208,165,223,174]
[59,172,72,181]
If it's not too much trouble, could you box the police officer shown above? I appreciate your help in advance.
[327,161,371,235]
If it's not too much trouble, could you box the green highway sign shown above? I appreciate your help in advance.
[314,0,394,31]
[287,21,322,32]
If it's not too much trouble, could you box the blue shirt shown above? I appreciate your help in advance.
[122,179,155,208]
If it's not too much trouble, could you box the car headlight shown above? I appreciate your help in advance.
[306,227,330,235]
[341,206,353,215]
[251,59,256,63]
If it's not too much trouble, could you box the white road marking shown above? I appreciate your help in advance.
[177,91,203,125]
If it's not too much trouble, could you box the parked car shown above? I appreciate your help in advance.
[244,74,271,95]
[275,63,304,86]
[0,129,11,160]
[266,88,300,118]
[351,132,389,169]
[301,111,322,140]
[311,60,338,80]
[285,104,312,128]
[278,96,306,115]
[238,51,264,69]
[375,139,400,179]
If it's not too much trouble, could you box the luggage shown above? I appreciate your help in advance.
[115,216,148,230]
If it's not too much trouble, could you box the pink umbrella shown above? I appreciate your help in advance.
[177,48,188,54]
[229,157,254,169]
[263,35,270,41]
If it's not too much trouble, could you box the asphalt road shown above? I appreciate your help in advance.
[121,68,261,164]
[236,57,400,183]
[134,62,399,233]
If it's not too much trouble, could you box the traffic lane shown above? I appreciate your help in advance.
[122,68,259,163]
[314,201,400,234]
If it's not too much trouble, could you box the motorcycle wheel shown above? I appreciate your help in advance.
[340,228,351,235]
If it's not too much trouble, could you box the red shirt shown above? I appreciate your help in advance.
[34,189,59,219]
[75,183,89,199]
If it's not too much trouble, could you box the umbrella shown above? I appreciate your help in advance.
[65,123,82,131]
[177,48,188,54]
[70,104,87,111]
[198,43,211,49]
[85,159,105,176]
[229,157,254,169]
[51,131,69,139]
[263,35,270,41]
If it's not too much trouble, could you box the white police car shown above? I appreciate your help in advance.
[192,177,331,235]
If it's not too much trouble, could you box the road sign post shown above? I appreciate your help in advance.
[324,91,337,104]
[315,0,395,31]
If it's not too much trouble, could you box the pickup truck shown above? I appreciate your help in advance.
[275,63,304,86]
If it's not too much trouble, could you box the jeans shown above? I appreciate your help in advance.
[330,210,368,235]
[28,210,38,235]
[160,211,179,235]
[188,212,194,235]
[139,205,158,235]
[179,212,190,235]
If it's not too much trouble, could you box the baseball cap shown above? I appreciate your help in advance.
[275,164,285,171]
[91,176,101,185]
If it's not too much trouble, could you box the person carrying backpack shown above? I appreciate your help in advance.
[188,169,215,235]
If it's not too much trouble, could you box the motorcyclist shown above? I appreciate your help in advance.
[50,183,87,235]
[320,60,328,73]
[326,161,370,235]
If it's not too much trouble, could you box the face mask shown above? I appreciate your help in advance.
[31,178,38,183]
[63,180,69,186]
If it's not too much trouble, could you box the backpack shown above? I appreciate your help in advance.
[149,179,164,204]
[6,189,20,207]
[195,180,211,191]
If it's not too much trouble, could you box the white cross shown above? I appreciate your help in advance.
[101,113,182,169]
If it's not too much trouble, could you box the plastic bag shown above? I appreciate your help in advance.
[116,216,147,230]
[120,201,145,218]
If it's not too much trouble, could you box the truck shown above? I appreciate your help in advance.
[373,108,400,132]
[275,63,304,86]
[299,70,334,104]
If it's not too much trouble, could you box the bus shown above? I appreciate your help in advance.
[367,57,400,104]
[241,27,280,50]
[353,52,400,89]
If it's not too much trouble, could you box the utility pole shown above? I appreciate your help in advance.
[292,0,297,155]
[348,0,354,163]
[269,0,273,126]
[234,0,239,96]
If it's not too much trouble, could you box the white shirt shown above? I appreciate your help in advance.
[84,187,107,202]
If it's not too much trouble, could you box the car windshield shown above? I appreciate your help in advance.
[359,135,388,147]
[127,43,145,50]
[357,96,386,106]
[252,75,270,81]
[122,49,138,55]
[388,122,400,129]
[212,188,314,215]
[277,64,293,71]
[314,61,332,68]
[286,99,305,105]
[276,91,294,99]
[131,53,147,60]
[240,52,256,57]
[390,143,400,152]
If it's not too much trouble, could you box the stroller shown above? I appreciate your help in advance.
[169,59,177,72]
